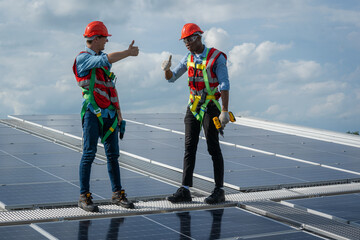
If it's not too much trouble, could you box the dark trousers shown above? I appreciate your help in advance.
[182,102,224,188]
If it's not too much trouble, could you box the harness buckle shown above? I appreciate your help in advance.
[94,108,101,117]
[110,72,116,80]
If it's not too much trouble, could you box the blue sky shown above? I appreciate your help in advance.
[0,0,359,133]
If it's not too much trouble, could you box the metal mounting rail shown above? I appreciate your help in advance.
[1,183,360,227]
[240,200,360,240]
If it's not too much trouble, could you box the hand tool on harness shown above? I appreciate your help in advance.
[119,120,126,140]
[213,111,236,137]
[190,92,207,113]
[81,67,118,143]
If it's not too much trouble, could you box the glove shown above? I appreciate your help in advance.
[219,111,230,128]
[119,120,126,140]
[161,55,172,71]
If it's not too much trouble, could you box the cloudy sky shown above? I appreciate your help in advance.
[0,0,359,133]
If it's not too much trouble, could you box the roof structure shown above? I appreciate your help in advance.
[0,113,360,239]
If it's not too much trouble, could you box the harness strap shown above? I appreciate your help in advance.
[102,117,118,142]
[187,48,222,123]
[81,67,117,143]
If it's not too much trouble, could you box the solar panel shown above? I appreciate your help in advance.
[0,122,178,208]
[0,182,80,206]
[0,225,48,239]
[287,193,360,223]
[0,208,323,239]
[1,113,360,240]
[4,114,360,192]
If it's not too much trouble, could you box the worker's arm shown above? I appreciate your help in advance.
[76,52,111,76]
[216,54,231,126]
[220,90,229,112]
[116,108,123,125]
[107,40,139,64]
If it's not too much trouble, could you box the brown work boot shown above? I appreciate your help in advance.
[112,190,134,209]
[78,192,99,212]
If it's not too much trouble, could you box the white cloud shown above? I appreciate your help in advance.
[255,41,291,63]
[300,81,347,95]
[228,41,291,76]
[265,104,281,115]
[324,6,360,27]
[175,0,311,23]
[277,60,322,81]
[228,43,256,75]
[203,28,231,51]
[356,89,360,100]
[0,0,359,133]
[225,38,357,132]
[107,51,189,113]
[27,51,53,58]
[308,93,345,117]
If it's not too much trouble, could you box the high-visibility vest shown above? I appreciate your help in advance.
[73,51,119,110]
[73,52,119,143]
[187,48,226,122]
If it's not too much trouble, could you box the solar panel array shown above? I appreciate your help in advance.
[1,113,360,239]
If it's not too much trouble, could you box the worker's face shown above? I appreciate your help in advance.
[95,36,108,51]
[184,34,201,53]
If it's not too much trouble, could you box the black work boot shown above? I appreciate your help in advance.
[204,187,225,204]
[167,187,192,203]
[78,192,99,212]
[112,190,134,209]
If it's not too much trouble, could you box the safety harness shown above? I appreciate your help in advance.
[80,67,118,143]
[187,48,223,123]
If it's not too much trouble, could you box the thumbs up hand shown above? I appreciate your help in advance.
[161,55,172,71]
[128,40,139,56]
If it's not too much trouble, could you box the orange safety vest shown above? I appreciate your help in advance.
[187,48,226,122]
[73,51,119,110]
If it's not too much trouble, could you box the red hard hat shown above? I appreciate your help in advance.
[83,21,112,38]
[180,23,204,40]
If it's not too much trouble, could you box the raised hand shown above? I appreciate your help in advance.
[128,40,139,56]
[161,55,172,71]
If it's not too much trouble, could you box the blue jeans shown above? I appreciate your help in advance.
[80,110,121,194]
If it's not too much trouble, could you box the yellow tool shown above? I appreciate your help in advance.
[190,95,201,112]
[213,116,224,137]
[229,111,236,122]
[213,111,236,137]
